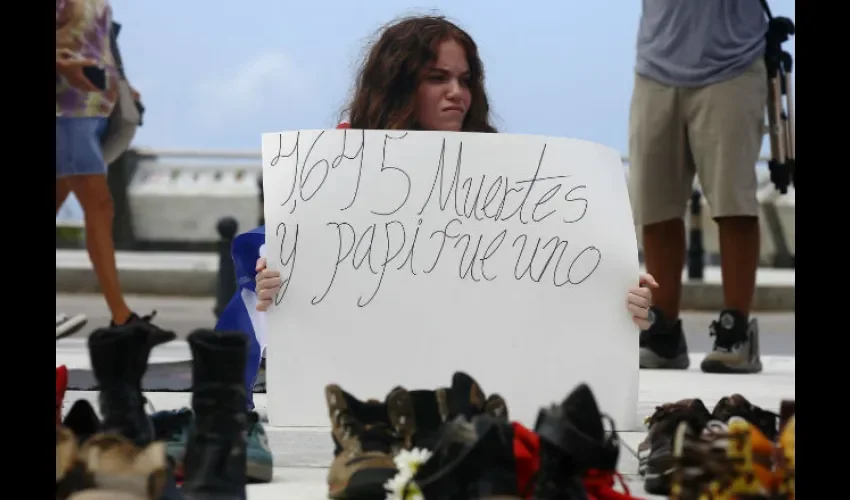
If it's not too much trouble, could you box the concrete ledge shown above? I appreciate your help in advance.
[56,250,795,311]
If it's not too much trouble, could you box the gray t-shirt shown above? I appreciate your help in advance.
[636,0,768,87]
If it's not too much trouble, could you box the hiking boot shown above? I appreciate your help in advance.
[182,329,250,500]
[88,324,157,446]
[151,408,193,480]
[57,312,88,340]
[63,399,101,445]
[110,311,176,349]
[57,425,86,499]
[386,371,510,452]
[711,393,779,441]
[639,307,690,369]
[71,433,169,500]
[532,383,624,500]
[412,413,519,499]
[637,398,712,496]
[57,365,69,424]
[700,309,763,374]
[246,411,274,483]
[325,384,399,499]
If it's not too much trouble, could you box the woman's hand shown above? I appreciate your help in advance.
[255,257,282,312]
[56,57,101,93]
[629,273,659,330]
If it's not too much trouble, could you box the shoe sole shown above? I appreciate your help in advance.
[247,460,274,483]
[644,469,673,496]
[700,359,763,374]
[329,467,398,499]
[56,315,88,340]
[639,348,690,369]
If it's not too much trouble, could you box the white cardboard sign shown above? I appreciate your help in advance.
[262,130,640,430]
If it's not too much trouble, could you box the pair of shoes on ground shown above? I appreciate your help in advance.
[638,394,794,498]
[323,372,638,500]
[56,324,253,499]
[640,308,762,374]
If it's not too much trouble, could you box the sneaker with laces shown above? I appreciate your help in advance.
[637,398,712,495]
[151,408,193,480]
[246,411,274,483]
[57,312,88,340]
[110,311,176,348]
[639,307,690,369]
[700,309,762,374]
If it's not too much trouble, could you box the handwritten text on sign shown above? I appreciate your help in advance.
[262,130,628,309]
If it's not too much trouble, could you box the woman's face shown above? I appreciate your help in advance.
[415,39,472,132]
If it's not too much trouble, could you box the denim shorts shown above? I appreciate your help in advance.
[56,116,108,178]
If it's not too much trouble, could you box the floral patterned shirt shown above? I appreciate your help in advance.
[56,0,119,117]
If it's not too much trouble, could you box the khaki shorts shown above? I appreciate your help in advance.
[628,58,767,226]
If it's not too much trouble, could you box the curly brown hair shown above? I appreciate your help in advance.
[342,15,497,133]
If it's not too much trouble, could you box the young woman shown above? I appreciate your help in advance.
[251,15,656,325]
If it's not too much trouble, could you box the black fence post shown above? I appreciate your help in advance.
[687,190,705,280]
[257,175,265,226]
[214,217,239,319]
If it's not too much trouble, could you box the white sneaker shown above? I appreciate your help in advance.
[56,312,88,340]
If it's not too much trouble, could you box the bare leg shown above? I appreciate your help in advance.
[716,216,759,317]
[642,218,686,322]
[64,174,132,324]
[56,178,72,216]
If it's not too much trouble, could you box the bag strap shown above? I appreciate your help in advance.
[109,21,128,80]
[759,0,773,20]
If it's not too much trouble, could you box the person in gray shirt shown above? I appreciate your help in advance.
[629,0,769,376]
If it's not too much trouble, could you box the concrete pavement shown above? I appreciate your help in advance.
[56,249,796,311]
[56,293,796,355]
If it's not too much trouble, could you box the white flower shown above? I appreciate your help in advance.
[384,447,433,500]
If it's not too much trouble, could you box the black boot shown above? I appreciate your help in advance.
[88,324,157,446]
[412,413,519,499]
[182,329,250,500]
[531,383,620,500]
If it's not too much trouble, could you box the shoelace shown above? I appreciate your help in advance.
[708,321,748,351]
[583,469,641,500]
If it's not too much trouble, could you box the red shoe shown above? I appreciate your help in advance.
[56,365,68,425]
[584,469,645,500]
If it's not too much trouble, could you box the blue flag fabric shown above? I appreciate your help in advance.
[213,225,267,410]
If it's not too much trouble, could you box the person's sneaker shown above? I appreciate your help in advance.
[57,312,88,340]
[110,311,176,349]
[639,307,690,369]
[637,398,712,495]
[700,309,763,374]
[246,411,274,483]
[325,384,399,499]
[710,393,779,441]
[57,365,69,425]
[151,408,193,480]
